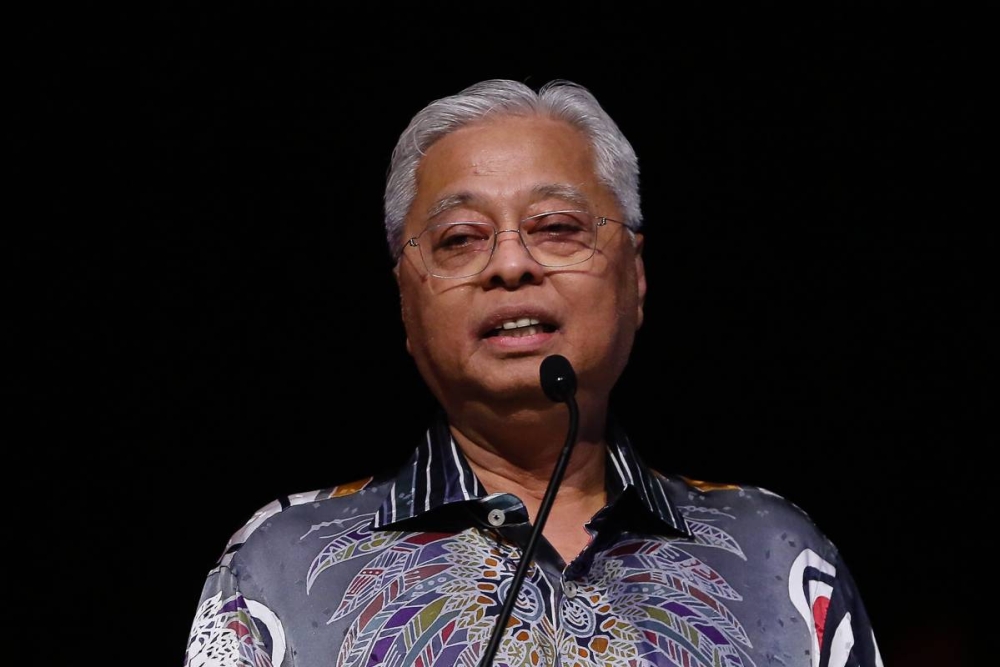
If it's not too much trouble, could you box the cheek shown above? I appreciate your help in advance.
[598,264,639,320]
[399,285,459,358]
[398,287,423,349]
[601,271,642,358]
[618,280,641,323]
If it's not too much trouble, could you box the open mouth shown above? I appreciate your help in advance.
[485,317,557,338]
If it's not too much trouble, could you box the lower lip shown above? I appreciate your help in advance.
[482,329,553,352]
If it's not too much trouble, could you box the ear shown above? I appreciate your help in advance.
[633,233,646,330]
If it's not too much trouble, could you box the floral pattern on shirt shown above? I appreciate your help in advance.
[305,513,754,667]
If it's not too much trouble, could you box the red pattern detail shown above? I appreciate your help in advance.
[812,596,830,649]
[227,619,249,638]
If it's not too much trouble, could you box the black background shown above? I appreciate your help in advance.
[17,3,986,666]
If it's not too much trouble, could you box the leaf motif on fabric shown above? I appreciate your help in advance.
[184,592,274,667]
[583,526,756,667]
[305,517,409,593]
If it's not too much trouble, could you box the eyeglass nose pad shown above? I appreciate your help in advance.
[492,228,534,259]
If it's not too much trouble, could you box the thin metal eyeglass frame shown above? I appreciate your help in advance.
[398,210,627,279]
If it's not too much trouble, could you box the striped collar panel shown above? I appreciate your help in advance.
[373,412,690,538]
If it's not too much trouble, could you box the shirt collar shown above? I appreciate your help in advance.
[602,417,691,537]
[372,413,485,529]
[373,411,690,538]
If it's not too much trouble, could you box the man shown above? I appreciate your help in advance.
[183,79,883,666]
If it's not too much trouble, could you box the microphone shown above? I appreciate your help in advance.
[540,353,577,403]
[479,354,580,666]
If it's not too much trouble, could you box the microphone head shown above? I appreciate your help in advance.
[539,354,577,403]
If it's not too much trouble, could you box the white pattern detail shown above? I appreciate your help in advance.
[186,593,241,667]
[449,436,474,500]
[184,592,273,667]
[424,431,434,511]
[608,448,629,487]
[828,611,855,667]
[788,548,836,667]
[246,600,285,667]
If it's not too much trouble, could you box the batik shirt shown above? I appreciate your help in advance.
[183,415,883,667]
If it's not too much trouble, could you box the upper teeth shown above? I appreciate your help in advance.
[500,317,541,330]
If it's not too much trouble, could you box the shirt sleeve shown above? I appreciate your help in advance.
[182,565,277,667]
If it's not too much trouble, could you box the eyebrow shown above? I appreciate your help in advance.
[531,184,592,210]
[425,184,593,221]
[426,193,476,220]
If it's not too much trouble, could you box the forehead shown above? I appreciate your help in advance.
[409,115,613,223]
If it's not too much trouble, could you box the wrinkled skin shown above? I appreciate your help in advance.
[394,114,646,450]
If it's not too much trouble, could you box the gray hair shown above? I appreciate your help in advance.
[383,78,642,259]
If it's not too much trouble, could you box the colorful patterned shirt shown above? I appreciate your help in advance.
[183,415,883,666]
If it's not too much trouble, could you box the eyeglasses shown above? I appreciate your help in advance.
[400,210,628,279]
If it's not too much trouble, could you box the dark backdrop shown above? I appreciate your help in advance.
[18,4,984,666]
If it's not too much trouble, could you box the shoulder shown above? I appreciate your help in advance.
[669,473,815,520]
[213,475,389,568]
[679,474,812,516]
[655,471,838,558]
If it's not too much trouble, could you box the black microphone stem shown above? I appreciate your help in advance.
[479,395,579,666]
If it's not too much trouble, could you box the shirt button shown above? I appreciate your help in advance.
[563,580,578,598]
[487,509,506,527]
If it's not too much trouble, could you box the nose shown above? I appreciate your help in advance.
[480,228,545,287]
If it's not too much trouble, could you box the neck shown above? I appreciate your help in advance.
[446,401,609,562]
[448,393,604,467]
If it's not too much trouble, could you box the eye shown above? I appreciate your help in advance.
[429,222,493,250]
[524,211,590,237]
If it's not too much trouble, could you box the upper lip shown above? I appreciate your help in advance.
[476,306,559,338]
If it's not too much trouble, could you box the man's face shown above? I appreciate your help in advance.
[394,114,646,415]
